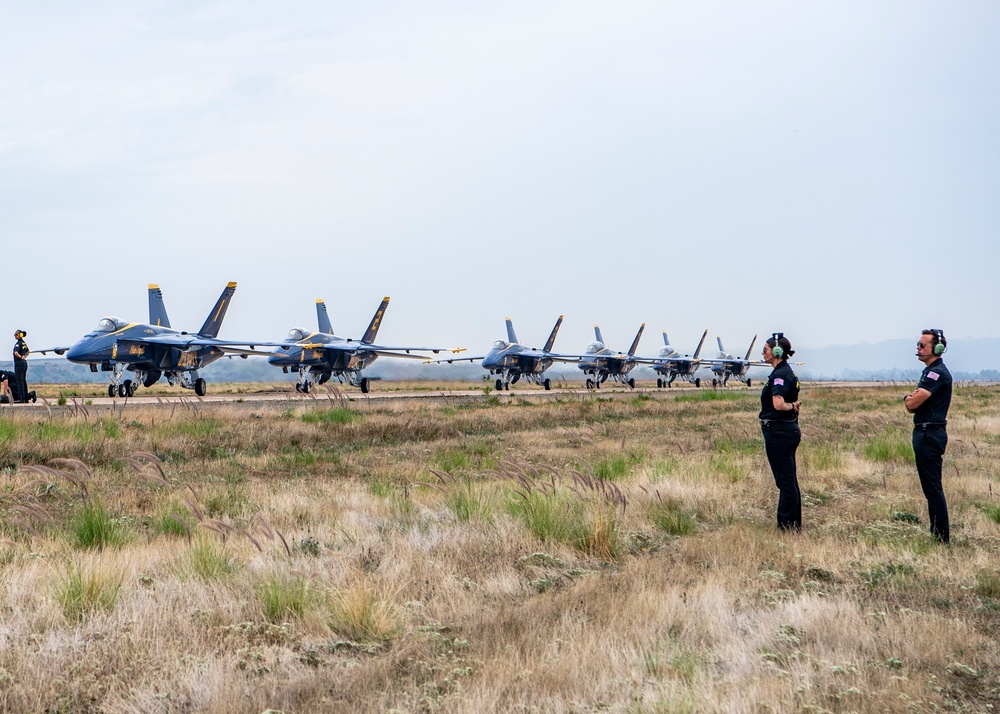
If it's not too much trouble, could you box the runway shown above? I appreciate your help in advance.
[0,380,926,412]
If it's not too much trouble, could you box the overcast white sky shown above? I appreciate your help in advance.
[2,1,998,359]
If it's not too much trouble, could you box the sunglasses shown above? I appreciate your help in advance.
[917,342,930,349]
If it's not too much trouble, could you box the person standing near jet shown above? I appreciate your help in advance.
[903,329,952,543]
[12,330,32,404]
[760,333,802,531]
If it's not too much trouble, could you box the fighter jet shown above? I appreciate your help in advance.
[651,330,711,388]
[436,316,583,391]
[708,335,768,387]
[64,283,281,397]
[268,297,460,394]
[578,324,645,389]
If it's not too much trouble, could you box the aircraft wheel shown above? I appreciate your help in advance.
[360,378,370,394]
[595,379,601,389]
[586,379,594,389]
[495,379,503,391]
[656,378,662,388]
[302,381,311,393]
[746,379,751,388]
[543,378,551,391]
[712,379,718,388]
[294,383,301,393]
[194,378,207,397]
[124,380,136,397]
[118,383,127,398]
[694,378,701,388]
[504,383,510,391]
[108,384,116,398]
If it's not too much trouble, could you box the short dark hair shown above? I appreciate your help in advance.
[922,329,946,350]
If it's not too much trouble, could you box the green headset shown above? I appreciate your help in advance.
[770,332,785,359]
[928,329,947,356]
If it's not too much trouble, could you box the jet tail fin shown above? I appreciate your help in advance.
[692,329,709,359]
[543,316,563,352]
[361,297,390,344]
[505,318,518,345]
[594,325,605,345]
[148,284,171,328]
[717,336,725,353]
[198,282,237,338]
[743,334,757,361]
[662,332,669,346]
[316,300,333,334]
[627,324,645,356]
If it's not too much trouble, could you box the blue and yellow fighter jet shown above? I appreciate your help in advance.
[650,330,711,388]
[436,316,586,391]
[708,335,767,387]
[65,282,282,398]
[268,297,461,394]
[577,324,646,389]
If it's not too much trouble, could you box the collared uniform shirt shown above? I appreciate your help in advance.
[12,338,28,363]
[913,358,952,424]
[759,360,800,422]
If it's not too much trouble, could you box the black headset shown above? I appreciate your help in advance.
[928,328,946,356]
[770,332,785,359]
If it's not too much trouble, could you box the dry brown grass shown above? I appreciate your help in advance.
[0,384,997,711]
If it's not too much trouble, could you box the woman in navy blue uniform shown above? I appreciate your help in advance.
[760,333,802,531]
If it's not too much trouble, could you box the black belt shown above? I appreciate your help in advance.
[760,418,797,427]
[914,422,947,430]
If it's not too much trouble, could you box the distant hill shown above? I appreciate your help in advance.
[7,337,999,384]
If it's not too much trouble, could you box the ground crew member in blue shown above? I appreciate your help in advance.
[760,333,802,531]
[12,330,30,404]
[903,329,952,543]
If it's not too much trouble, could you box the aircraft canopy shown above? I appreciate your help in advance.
[287,328,309,341]
[95,317,128,333]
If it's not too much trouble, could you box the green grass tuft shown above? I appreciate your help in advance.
[863,429,914,462]
[68,499,131,550]
[648,495,697,536]
[257,572,311,621]
[189,536,238,580]
[55,560,124,621]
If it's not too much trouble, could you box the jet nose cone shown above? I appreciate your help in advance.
[65,341,90,363]
[269,345,299,365]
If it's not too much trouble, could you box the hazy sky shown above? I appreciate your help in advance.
[3,2,998,360]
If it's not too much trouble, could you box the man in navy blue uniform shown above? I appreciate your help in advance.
[903,329,952,542]
[760,333,802,531]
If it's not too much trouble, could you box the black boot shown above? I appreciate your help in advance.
[29,391,36,403]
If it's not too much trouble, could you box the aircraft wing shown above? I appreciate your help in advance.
[430,354,486,364]
[130,335,290,350]
[372,350,438,361]
[31,346,71,356]
[302,341,464,355]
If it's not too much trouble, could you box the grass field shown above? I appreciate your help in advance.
[0,383,998,712]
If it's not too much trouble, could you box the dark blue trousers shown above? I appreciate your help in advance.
[912,426,949,542]
[13,361,28,404]
[762,421,802,531]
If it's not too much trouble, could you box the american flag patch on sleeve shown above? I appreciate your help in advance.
[927,372,940,381]
[774,378,784,386]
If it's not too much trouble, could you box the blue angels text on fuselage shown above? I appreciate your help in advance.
[267,297,461,393]
[578,324,646,389]
[436,316,588,391]
[64,283,283,398]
